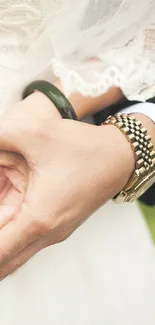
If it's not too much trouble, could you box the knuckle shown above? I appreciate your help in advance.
[33,212,58,235]
[24,205,56,236]
[45,224,71,246]
[57,232,69,243]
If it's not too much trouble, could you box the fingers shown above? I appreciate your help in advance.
[0,209,38,267]
[0,238,44,280]
[0,205,16,228]
[0,150,23,166]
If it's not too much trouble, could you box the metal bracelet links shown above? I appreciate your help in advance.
[104,113,155,174]
[103,113,155,202]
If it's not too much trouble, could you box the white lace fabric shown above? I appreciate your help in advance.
[1,0,155,112]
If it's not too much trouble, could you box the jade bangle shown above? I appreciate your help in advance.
[22,80,78,120]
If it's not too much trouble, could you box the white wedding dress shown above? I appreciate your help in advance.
[0,1,155,324]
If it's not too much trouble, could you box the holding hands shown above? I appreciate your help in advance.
[0,90,146,279]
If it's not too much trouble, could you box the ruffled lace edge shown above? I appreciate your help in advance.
[51,56,155,102]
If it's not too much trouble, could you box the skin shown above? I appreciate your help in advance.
[0,86,154,280]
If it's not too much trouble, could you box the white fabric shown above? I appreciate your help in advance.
[1,202,155,325]
[1,0,155,113]
[121,102,155,123]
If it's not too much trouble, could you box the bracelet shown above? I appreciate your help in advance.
[22,80,78,120]
[103,113,155,203]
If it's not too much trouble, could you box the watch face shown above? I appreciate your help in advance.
[128,174,155,202]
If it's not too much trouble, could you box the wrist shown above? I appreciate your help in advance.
[21,79,123,120]
[20,91,62,120]
[97,124,135,200]
[98,113,155,201]
[54,79,123,119]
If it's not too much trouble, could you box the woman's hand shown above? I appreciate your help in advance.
[0,92,135,279]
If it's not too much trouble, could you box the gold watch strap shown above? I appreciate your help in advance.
[102,113,155,203]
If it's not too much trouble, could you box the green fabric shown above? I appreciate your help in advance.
[139,202,155,243]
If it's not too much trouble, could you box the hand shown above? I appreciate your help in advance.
[0,92,135,279]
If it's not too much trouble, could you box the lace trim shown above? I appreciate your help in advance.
[52,56,155,102]
[0,0,155,111]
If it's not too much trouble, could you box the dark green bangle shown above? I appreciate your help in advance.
[22,80,78,120]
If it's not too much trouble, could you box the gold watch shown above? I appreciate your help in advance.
[103,113,155,203]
